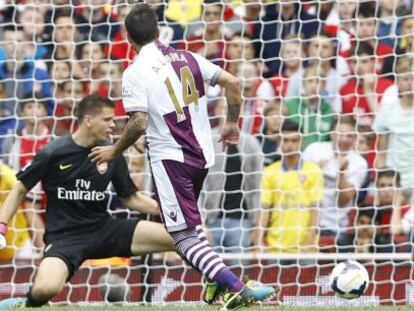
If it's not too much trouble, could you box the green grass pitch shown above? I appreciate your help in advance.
[30,307,414,311]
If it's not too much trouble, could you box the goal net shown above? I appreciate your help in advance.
[1,0,414,307]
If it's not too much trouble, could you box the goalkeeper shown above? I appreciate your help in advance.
[0,95,175,308]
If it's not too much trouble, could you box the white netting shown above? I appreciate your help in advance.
[1,0,414,307]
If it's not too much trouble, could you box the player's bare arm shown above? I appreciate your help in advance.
[0,181,29,248]
[216,71,242,146]
[89,111,148,163]
[120,192,160,216]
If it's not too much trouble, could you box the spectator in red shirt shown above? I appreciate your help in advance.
[338,170,405,254]
[269,35,304,101]
[236,62,274,135]
[324,0,357,58]
[104,2,135,68]
[179,0,229,67]
[340,42,393,128]
[374,170,408,232]
[354,3,393,73]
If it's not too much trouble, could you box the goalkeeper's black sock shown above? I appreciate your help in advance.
[26,289,49,307]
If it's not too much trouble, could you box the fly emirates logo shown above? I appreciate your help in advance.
[57,179,105,201]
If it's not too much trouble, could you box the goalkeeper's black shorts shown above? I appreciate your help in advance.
[43,218,140,280]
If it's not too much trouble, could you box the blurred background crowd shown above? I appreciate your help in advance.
[1,0,414,264]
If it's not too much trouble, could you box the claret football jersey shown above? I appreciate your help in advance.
[122,41,223,169]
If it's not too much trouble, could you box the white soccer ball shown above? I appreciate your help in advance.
[329,260,369,300]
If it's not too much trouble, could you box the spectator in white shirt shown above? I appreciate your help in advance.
[303,116,368,237]
[373,57,414,203]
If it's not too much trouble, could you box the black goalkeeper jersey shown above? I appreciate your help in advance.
[16,135,137,236]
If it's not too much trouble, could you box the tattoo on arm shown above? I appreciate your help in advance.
[227,104,240,123]
[114,112,148,156]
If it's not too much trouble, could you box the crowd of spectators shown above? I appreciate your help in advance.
[1,0,414,262]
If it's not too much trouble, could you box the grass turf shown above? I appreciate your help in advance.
[28,307,414,311]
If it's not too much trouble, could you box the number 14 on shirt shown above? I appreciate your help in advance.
[164,66,200,122]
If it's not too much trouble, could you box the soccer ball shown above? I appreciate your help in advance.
[329,260,369,300]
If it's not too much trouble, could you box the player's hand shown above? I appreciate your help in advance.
[89,145,116,163]
[0,222,8,249]
[218,122,240,149]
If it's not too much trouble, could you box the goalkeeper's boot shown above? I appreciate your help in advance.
[204,282,226,304]
[220,282,276,311]
[0,298,26,309]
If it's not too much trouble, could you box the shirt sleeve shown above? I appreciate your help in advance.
[373,85,398,133]
[122,67,149,113]
[190,52,223,86]
[16,147,51,190]
[111,155,138,198]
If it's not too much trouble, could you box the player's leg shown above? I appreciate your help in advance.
[152,160,275,309]
[130,220,175,255]
[26,257,68,306]
[0,257,68,308]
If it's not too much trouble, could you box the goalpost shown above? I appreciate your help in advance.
[0,0,413,307]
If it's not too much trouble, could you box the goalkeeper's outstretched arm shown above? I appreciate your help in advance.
[0,181,29,247]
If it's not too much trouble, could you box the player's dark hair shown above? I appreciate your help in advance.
[376,168,401,187]
[281,119,301,133]
[76,95,115,122]
[125,3,158,47]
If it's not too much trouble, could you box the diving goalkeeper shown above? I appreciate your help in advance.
[0,95,175,308]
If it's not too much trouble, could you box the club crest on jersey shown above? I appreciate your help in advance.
[97,161,108,174]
